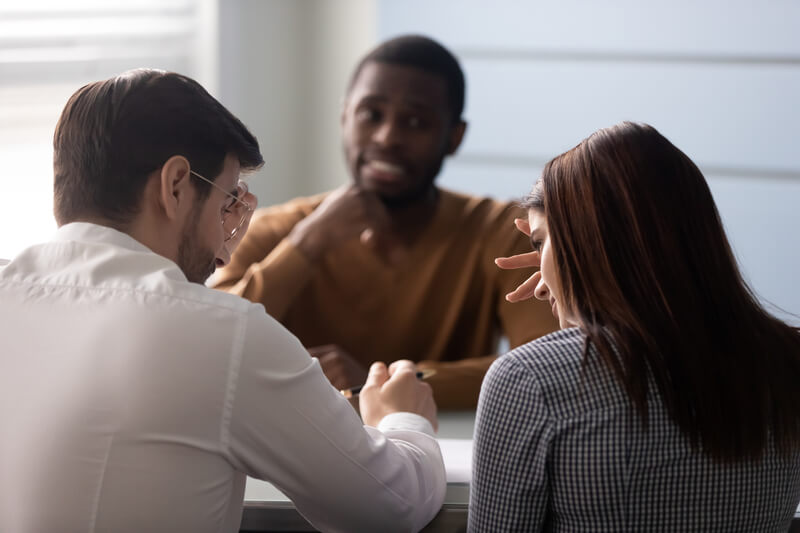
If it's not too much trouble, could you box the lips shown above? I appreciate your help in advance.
[368,160,404,174]
[362,159,407,182]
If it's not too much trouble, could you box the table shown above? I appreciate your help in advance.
[240,411,475,533]
[238,409,800,532]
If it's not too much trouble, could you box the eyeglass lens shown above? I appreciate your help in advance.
[221,182,250,239]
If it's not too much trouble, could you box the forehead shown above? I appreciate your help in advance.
[528,209,548,232]
[348,61,449,113]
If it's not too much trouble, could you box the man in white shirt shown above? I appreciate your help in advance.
[0,69,445,533]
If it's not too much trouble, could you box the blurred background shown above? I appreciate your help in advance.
[1,0,798,323]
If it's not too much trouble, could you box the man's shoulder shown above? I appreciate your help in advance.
[436,189,529,259]
[256,192,328,220]
[439,188,525,228]
[245,192,328,240]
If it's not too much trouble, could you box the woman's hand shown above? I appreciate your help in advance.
[495,218,542,303]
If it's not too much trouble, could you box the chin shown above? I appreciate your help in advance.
[379,191,421,209]
[380,184,437,209]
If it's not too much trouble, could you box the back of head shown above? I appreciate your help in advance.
[527,121,800,461]
[349,35,465,124]
[53,69,263,226]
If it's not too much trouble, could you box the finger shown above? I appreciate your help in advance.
[360,227,408,265]
[364,361,389,388]
[505,271,541,302]
[387,359,416,376]
[359,227,376,247]
[360,191,395,235]
[495,251,540,269]
[514,217,532,236]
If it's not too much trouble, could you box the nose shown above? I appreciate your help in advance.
[532,271,550,301]
[372,119,401,147]
[216,243,232,268]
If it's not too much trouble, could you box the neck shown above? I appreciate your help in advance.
[88,212,180,266]
[384,187,440,243]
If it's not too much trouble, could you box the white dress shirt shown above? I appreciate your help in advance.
[0,223,445,533]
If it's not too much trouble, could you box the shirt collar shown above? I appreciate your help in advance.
[52,222,188,282]
[53,222,157,255]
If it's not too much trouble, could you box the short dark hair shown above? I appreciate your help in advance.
[347,35,465,124]
[53,69,264,225]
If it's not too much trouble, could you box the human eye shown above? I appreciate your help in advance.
[530,238,543,252]
[405,114,430,129]
[355,106,381,123]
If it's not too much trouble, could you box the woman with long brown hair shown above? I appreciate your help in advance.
[469,122,800,532]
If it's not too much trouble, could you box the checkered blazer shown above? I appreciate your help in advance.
[469,327,800,532]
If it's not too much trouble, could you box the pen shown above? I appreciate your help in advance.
[340,369,437,399]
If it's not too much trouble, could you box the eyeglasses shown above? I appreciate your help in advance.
[189,170,253,242]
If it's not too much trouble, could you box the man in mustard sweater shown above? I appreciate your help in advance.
[213,35,558,409]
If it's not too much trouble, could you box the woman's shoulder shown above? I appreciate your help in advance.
[485,328,585,390]
[508,327,585,367]
[486,327,630,423]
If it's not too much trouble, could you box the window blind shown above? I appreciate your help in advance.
[0,0,207,259]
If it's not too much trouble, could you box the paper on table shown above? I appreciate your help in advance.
[439,438,472,484]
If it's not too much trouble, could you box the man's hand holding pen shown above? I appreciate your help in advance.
[359,360,438,432]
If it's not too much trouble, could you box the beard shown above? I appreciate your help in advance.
[350,141,448,209]
[369,160,445,210]
[378,176,438,209]
[177,207,217,284]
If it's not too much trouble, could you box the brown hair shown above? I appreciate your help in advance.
[53,69,263,226]
[523,121,800,461]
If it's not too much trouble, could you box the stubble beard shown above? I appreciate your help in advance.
[177,209,216,285]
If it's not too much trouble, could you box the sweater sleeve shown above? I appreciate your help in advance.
[212,198,320,321]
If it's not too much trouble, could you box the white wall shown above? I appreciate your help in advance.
[0,0,209,260]
[375,0,800,323]
[215,0,376,205]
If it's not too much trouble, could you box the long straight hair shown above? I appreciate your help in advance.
[523,122,800,461]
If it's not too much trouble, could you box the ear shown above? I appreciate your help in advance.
[158,155,192,221]
[446,120,467,155]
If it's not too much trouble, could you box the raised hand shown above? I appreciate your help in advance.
[495,217,542,303]
[288,184,403,264]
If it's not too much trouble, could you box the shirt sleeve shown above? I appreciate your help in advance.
[469,353,552,532]
[225,306,446,533]
[212,205,317,321]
